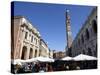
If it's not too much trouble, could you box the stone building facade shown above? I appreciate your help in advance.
[70,7,97,57]
[39,39,49,57]
[11,16,49,60]
[53,51,66,60]
[49,50,53,58]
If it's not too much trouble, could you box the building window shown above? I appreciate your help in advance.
[82,50,85,54]
[96,16,97,19]
[81,35,84,44]
[36,39,37,45]
[78,39,80,46]
[88,48,92,56]
[86,29,89,40]
[34,38,37,45]
[94,44,97,57]
[31,36,33,42]
[92,20,97,34]
[25,32,28,39]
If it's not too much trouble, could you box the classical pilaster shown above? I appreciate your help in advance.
[19,27,25,59]
[25,45,30,59]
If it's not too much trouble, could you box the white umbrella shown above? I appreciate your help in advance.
[35,56,54,62]
[73,54,97,61]
[22,58,37,63]
[61,56,73,61]
[11,59,23,65]
[46,57,55,62]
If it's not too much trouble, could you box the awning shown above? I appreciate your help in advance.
[73,54,97,61]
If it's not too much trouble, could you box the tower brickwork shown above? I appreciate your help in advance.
[66,10,73,56]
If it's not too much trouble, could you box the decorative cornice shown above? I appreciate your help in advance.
[13,16,41,37]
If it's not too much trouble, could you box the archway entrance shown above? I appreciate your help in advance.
[35,49,37,57]
[86,29,89,40]
[88,48,92,56]
[92,20,97,33]
[29,48,33,59]
[21,46,27,60]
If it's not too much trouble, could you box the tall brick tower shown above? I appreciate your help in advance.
[65,10,73,56]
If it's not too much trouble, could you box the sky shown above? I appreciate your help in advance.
[12,1,94,51]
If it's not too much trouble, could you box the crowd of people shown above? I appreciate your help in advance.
[11,60,97,74]
[11,62,54,73]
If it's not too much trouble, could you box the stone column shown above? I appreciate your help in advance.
[37,49,40,57]
[32,46,35,58]
[19,44,23,59]
[19,27,25,59]
[25,45,30,59]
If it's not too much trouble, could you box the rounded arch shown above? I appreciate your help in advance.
[21,46,27,60]
[88,48,92,56]
[92,20,97,33]
[94,44,97,57]
[35,49,37,57]
[81,34,84,44]
[82,49,85,54]
[86,29,89,40]
[78,39,80,46]
[29,48,33,59]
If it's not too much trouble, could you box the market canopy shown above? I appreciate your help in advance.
[35,56,55,62]
[11,59,24,65]
[11,56,55,65]
[73,54,97,61]
[22,58,37,63]
[61,56,73,61]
